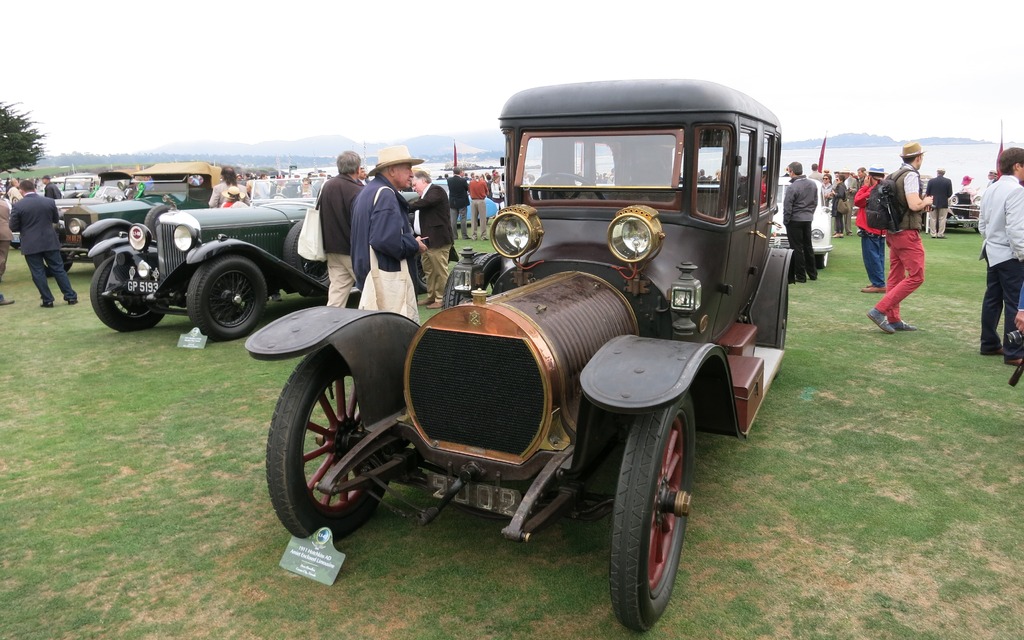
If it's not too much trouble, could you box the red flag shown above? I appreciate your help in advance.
[453,139,458,169]
[996,121,1003,178]
[817,132,827,174]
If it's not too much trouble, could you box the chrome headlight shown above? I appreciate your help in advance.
[136,260,152,279]
[607,205,665,264]
[491,205,543,259]
[128,224,149,251]
[173,224,198,251]
[66,218,85,235]
[811,229,825,241]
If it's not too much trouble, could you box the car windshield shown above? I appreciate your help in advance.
[518,131,680,204]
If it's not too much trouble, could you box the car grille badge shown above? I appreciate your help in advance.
[129,266,136,279]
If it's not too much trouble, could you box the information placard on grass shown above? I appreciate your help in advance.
[178,328,208,349]
[278,527,345,586]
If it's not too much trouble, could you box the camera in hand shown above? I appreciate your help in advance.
[1008,330,1023,346]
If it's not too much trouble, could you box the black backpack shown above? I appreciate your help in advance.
[865,168,913,232]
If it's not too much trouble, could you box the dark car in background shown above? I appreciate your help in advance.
[67,162,222,267]
[246,79,792,631]
[89,200,327,341]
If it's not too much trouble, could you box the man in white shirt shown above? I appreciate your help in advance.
[978,147,1024,365]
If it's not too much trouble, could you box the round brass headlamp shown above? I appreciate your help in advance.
[491,205,543,259]
[607,205,665,264]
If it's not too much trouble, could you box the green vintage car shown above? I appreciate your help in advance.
[69,161,222,266]
[89,200,328,341]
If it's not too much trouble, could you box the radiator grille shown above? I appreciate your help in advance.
[408,329,546,456]
[157,223,186,278]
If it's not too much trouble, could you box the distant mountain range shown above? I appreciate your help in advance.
[783,133,994,149]
[42,131,507,170]
[43,131,1004,170]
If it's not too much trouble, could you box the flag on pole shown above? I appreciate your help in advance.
[817,132,827,173]
[453,139,458,169]
[996,121,1003,178]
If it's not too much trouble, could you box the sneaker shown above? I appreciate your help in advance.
[891,320,917,331]
[0,297,13,306]
[867,308,895,334]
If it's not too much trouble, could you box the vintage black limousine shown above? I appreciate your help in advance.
[246,79,791,631]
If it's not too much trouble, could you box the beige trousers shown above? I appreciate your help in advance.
[326,253,356,308]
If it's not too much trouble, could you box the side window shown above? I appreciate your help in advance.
[694,127,731,221]
[735,130,752,219]
[762,132,779,210]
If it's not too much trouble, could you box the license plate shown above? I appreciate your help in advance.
[126,279,158,294]
[64,234,82,244]
[426,471,522,516]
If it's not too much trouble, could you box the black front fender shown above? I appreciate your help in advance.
[246,307,419,425]
[581,335,741,437]
[82,218,132,242]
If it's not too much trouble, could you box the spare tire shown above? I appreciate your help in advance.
[144,204,173,237]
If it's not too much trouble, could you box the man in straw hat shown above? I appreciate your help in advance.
[866,141,933,334]
[350,145,428,321]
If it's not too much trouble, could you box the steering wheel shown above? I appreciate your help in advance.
[533,172,603,200]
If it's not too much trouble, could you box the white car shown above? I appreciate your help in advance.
[771,176,833,269]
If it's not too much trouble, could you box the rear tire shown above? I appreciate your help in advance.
[282,221,329,287]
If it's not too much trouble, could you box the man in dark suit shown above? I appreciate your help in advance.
[447,167,471,240]
[42,176,62,199]
[9,179,78,307]
[410,169,454,308]
[925,168,953,238]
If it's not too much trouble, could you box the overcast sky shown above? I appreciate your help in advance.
[9,1,1019,156]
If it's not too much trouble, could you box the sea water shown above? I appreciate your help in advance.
[782,143,1005,184]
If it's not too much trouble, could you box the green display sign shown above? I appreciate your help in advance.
[177,327,208,349]
[278,527,345,586]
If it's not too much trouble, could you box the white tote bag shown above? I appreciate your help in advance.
[357,249,419,323]
[297,198,326,261]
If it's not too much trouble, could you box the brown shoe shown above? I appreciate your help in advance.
[417,298,435,306]
[425,301,443,309]
[861,286,886,293]
[980,347,1004,356]
[1005,358,1023,366]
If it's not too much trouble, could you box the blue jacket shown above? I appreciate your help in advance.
[351,175,421,289]
[9,192,61,255]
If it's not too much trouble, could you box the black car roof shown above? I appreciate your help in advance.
[500,79,779,128]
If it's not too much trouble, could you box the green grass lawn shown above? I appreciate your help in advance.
[1,231,1021,639]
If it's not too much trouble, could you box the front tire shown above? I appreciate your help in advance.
[610,396,696,631]
[266,348,385,538]
[186,255,267,341]
[89,256,164,332]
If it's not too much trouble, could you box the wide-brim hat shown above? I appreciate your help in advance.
[368,145,424,177]
[901,141,925,158]
[226,186,242,200]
